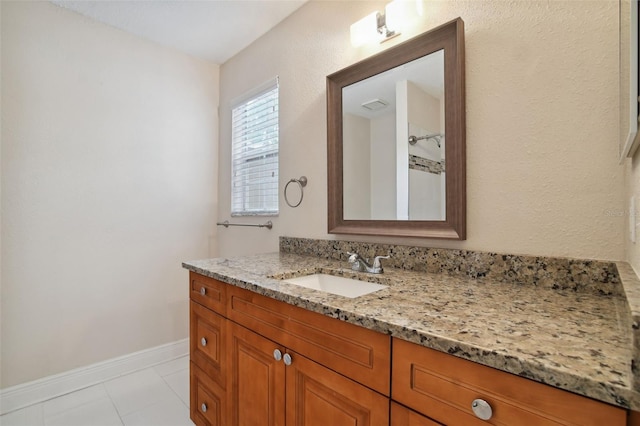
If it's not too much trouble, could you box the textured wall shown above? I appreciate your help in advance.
[218,0,624,260]
[1,1,219,387]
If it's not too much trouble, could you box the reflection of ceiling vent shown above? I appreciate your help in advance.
[361,98,388,111]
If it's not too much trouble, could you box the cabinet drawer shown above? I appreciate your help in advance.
[191,362,225,426]
[392,338,626,426]
[190,272,226,315]
[227,285,391,395]
[190,301,226,387]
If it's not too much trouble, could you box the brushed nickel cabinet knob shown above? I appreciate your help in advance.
[471,399,492,420]
[283,353,292,366]
[273,349,282,361]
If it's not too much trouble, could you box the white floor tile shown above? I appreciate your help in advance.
[121,394,193,426]
[0,403,44,426]
[2,357,194,426]
[43,384,109,418]
[153,356,188,378]
[104,368,177,417]
[163,369,190,408]
[43,398,121,426]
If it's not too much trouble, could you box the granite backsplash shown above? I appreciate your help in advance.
[279,237,623,297]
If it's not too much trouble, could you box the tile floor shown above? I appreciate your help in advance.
[0,356,194,426]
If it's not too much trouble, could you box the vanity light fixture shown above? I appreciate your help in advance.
[350,0,423,47]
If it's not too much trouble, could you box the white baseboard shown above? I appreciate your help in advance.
[0,338,188,415]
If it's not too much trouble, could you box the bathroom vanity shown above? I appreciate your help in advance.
[184,237,640,426]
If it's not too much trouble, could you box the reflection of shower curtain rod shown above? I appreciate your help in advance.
[408,133,443,148]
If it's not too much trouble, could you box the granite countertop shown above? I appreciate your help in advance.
[183,251,640,410]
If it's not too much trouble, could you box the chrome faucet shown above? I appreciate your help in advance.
[347,252,390,274]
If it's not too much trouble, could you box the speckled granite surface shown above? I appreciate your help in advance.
[280,237,623,296]
[183,245,640,410]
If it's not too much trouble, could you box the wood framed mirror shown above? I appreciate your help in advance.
[327,18,465,239]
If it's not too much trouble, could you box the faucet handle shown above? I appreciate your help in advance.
[347,252,365,272]
[372,255,390,269]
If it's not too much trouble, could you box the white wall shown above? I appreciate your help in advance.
[343,113,371,219]
[395,79,410,219]
[370,113,396,220]
[217,0,623,261]
[1,1,219,388]
[343,112,394,221]
[407,81,441,135]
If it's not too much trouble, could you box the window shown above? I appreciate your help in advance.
[231,79,279,216]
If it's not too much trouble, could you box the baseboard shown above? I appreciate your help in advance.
[0,338,188,415]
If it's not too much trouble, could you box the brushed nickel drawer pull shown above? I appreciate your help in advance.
[200,287,206,296]
[201,337,207,347]
[201,403,207,413]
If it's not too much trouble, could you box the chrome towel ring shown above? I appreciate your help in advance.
[284,176,307,208]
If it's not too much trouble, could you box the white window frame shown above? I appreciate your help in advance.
[231,78,279,216]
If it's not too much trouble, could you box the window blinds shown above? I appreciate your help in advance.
[231,80,279,216]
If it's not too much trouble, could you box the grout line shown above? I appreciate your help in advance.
[159,367,190,410]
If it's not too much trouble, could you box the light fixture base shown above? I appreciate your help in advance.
[380,30,401,43]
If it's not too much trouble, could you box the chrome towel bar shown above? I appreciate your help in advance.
[216,220,273,230]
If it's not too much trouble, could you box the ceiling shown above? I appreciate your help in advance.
[50,0,308,64]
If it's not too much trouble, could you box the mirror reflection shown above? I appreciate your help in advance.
[342,50,445,221]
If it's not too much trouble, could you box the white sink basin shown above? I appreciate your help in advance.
[282,274,387,298]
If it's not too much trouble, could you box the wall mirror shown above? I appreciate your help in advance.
[327,18,465,239]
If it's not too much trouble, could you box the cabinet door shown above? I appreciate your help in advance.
[285,350,389,426]
[391,402,442,426]
[228,322,286,426]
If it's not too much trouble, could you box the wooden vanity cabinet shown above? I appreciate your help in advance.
[189,272,631,426]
